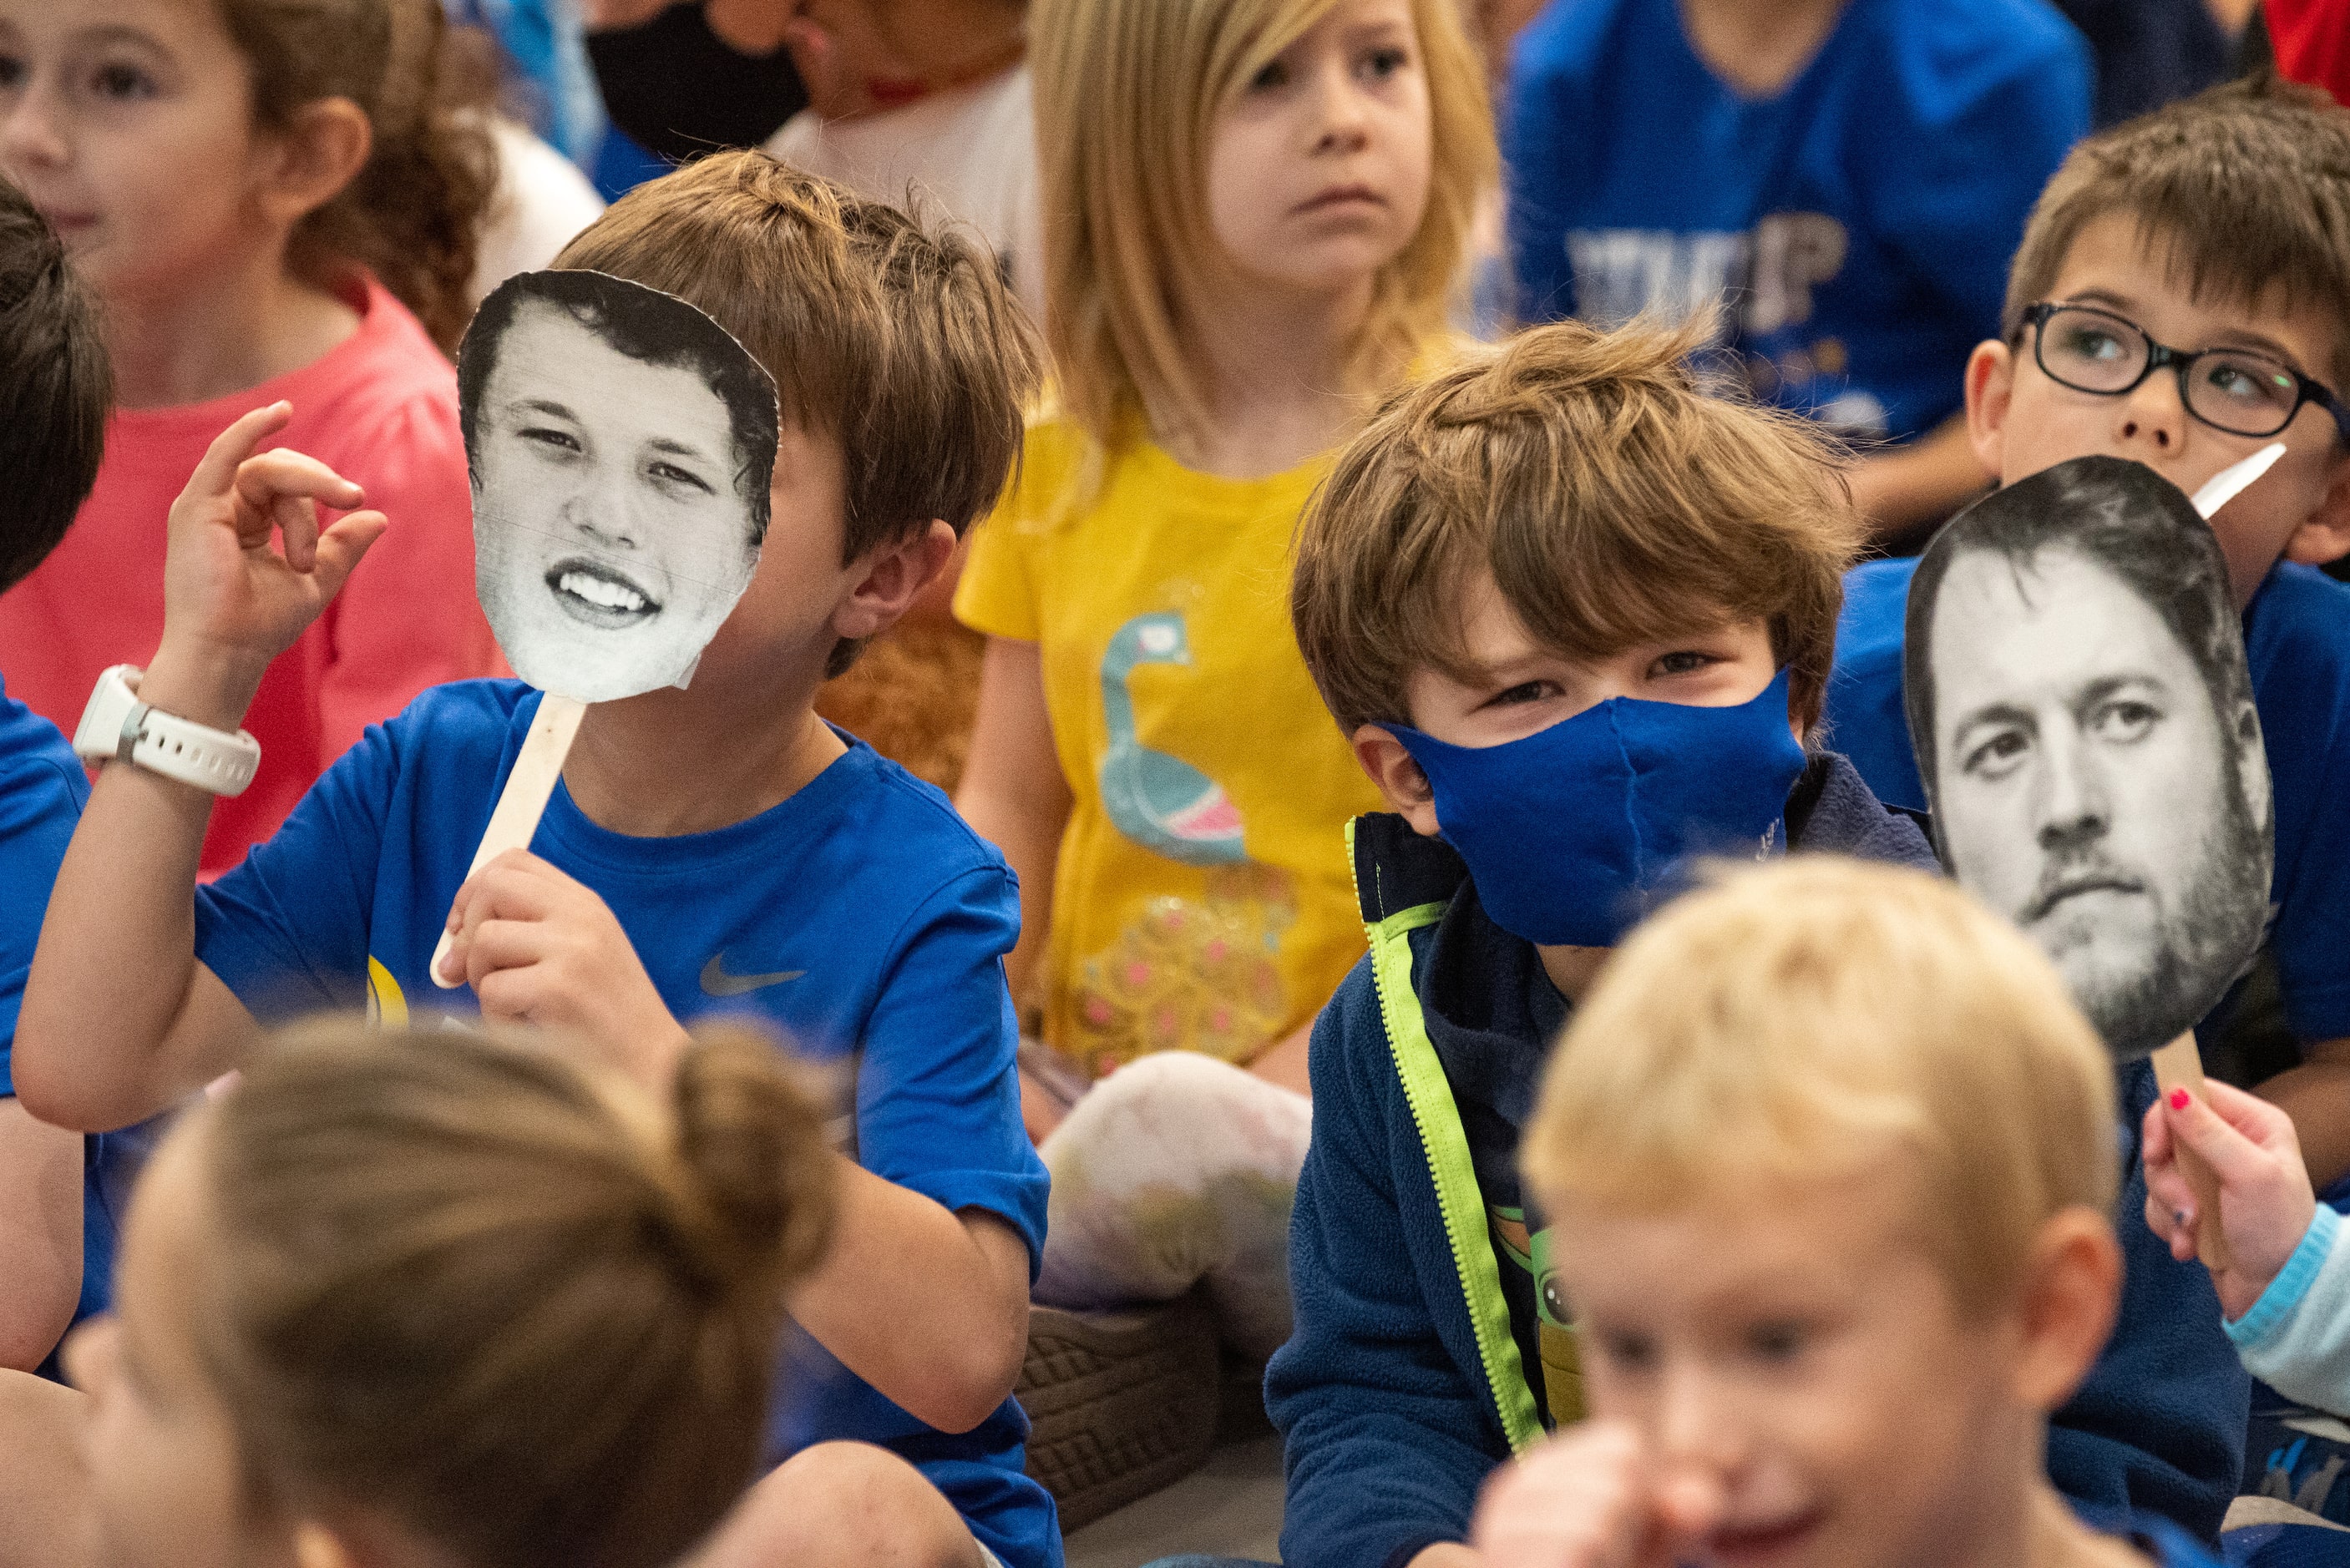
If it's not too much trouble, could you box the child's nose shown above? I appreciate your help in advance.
[2114,373,2186,454]
[0,80,72,173]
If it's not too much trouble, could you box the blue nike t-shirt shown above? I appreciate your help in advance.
[0,679,159,1373]
[1826,558,2350,1047]
[1504,0,2088,442]
[193,680,1060,1568]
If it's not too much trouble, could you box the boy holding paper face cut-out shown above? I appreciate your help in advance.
[14,152,1063,1568]
[1826,76,2350,1194]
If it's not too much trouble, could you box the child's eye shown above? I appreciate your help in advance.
[647,460,716,496]
[87,59,158,101]
[1248,58,1292,91]
[0,54,26,91]
[1596,1329,1656,1373]
[2059,324,2128,364]
[1649,650,1719,679]
[1745,1319,1810,1363]
[1358,45,1411,79]
[1483,680,1557,709]
[2201,357,2297,412]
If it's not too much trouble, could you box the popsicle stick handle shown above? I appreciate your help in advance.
[428,693,588,989]
[2149,1033,2233,1275]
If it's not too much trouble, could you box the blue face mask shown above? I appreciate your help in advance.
[1381,669,1808,947]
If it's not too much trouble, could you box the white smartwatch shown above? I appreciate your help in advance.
[73,665,261,797]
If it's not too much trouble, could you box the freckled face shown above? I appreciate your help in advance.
[468,301,762,703]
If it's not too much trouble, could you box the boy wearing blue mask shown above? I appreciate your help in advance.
[1269,319,1940,1568]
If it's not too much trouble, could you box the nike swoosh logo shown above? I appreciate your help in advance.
[700,954,806,997]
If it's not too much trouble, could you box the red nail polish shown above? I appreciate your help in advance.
[2170,1088,2190,1111]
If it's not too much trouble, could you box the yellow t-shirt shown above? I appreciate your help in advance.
[955,417,1383,1077]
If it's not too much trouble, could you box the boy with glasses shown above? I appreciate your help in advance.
[1826,73,2350,1527]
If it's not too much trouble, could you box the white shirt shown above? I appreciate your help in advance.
[470,117,608,311]
[765,64,1042,324]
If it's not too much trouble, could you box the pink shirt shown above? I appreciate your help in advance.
[0,276,501,873]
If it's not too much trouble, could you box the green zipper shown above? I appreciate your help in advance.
[1365,901,1544,1456]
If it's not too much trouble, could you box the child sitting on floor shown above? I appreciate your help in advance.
[1469,857,2217,1568]
[15,151,1060,1568]
[1268,316,1940,1568]
[0,178,112,1377]
[0,1019,835,1568]
[0,0,504,870]
[951,0,1496,1367]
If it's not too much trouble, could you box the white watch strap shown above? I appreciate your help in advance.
[72,665,261,797]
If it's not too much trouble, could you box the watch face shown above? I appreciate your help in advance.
[1904,455,2272,1060]
[458,271,779,705]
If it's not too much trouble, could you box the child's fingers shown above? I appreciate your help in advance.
[2165,1085,2282,1189]
[2202,1079,2302,1156]
[184,402,295,503]
[461,918,552,1000]
[306,512,388,600]
[271,494,322,570]
[2142,1167,2200,1262]
[2142,1096,2175,1169]
[232,448,364,518]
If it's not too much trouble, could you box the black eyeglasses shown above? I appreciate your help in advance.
[2022,301,2350,445]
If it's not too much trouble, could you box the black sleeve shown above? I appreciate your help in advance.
[585,3,809,164]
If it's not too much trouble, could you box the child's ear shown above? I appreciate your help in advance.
[254,97,373,230]
[2282,453,2350,569]
[2008,1206,2122,1414]
[1352,726,1441,838]
[833,518,957,643]
[1963,338,2015,483]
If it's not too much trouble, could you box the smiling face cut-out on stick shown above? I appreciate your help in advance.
[430,271,779,989]
[1903,453,2274,1063]
[459,270,779,702]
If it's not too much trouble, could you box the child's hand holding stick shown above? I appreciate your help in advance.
[2143,1075,2317,1321]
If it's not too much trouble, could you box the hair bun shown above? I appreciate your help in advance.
[661,1026,837,1302]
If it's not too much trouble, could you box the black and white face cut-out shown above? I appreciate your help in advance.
[457,271,779,704]
[1904,455,2273,1060]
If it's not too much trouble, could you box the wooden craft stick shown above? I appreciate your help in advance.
[2148,1033,2232,1274]
[430,693,589,989]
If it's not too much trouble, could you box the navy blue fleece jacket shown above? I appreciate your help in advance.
[1264,756,2247,1568]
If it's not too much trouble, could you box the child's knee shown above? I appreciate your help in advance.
[1046,1050,1310,1180]
[702,1442,985,1568]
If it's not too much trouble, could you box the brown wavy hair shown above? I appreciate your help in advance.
[221,0,497,351]
[188,1020,836,1568]
[1290,316,1858,736]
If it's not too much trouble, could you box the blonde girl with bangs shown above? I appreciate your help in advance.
[953,0,1495,1359]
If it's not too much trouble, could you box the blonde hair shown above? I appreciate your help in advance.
[1523,857,2116,1318]
[1290,316,1859,736]
[1031,0,1496,448]
[185,1020,835,1568]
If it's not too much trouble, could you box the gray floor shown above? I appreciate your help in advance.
[1061,1435,1285,1568]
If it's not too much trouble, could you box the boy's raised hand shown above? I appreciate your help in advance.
[1469,1423,1722,1568]
[151,402,387,719]
[439,850,692,1090]
[2144,1078,2318,1319]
